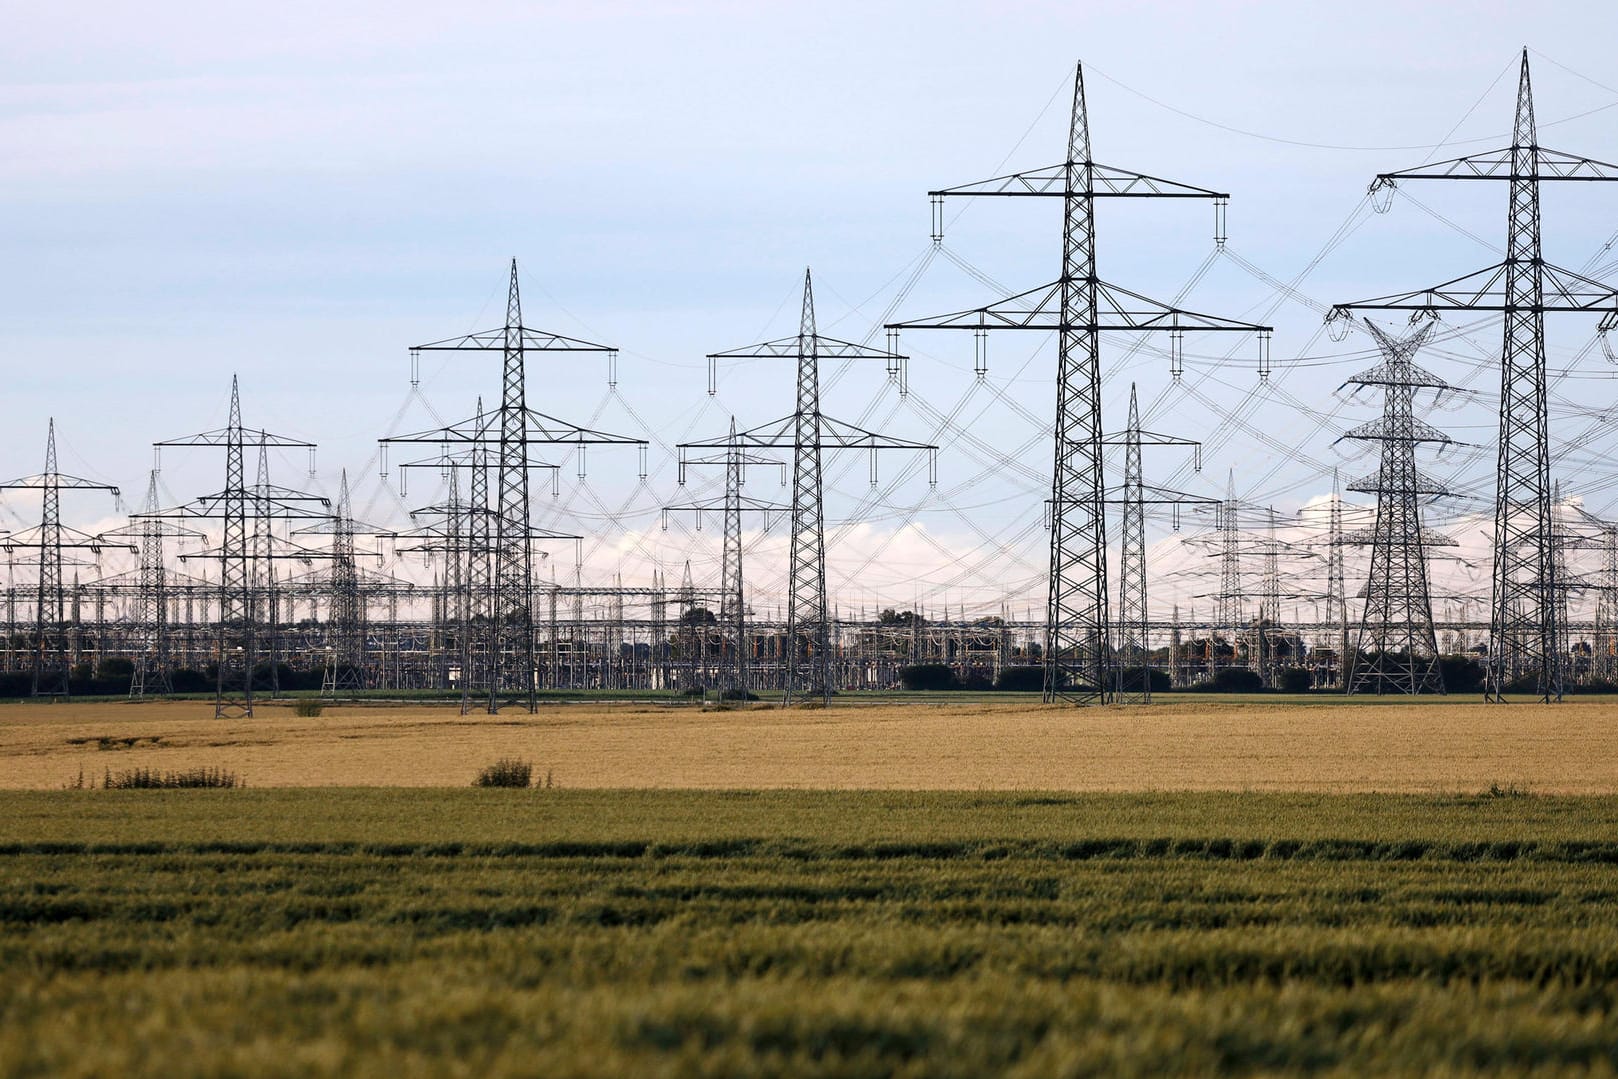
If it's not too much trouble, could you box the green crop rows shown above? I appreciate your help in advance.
[5,790,1618,1076]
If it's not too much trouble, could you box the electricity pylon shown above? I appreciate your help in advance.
[102,469,205,698]
[1337,320,1455,695]
[1328,50,1618,702]
[1217,473,1244,666]
[391,263,644,712]
[888,62,1271,703]
[150,377,322,717]
[1101,384,1210,702]
[691,271,936,704]
[290,470,386,695]
[1324,469,1349,687]
[382,391,590,711]
[668,416,787,699]
[0,420,130,698]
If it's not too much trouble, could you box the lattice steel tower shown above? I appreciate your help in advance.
[1102,384,1209,703]
[1217,472,1244,665]
[1339,321,1455,695]
[888,63,1270,703]
[668,417,785,699]
[693,271,934,704]
[1324,469,1349,687]
[0,420,127,698]
[400,263,642,711]
[152,377,320,717]
[1329,50,1618,702]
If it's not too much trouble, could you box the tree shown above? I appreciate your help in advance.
[899,664,959,691]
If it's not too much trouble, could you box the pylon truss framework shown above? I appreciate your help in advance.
[669,418,790,699]
[1100,383,1210,703]
[677,413,937,487]
[706,271,937,705]
[386,262,647,714]
[150,376,321,718]
[888,62,1271,705]
[0,421,132,698]
[1327,51,1618,703]
[1334,320,1459,695]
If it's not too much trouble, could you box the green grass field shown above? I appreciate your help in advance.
[6,790,1618,1076]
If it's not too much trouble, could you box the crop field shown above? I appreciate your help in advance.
[4,694,1618,792]
[5,790,1618,1076]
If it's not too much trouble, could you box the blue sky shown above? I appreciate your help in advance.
[5,0,1618,618]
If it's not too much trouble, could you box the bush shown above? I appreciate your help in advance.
[1277,667,1314,693]
[474,759,533,788]
[169,668,211,694]
[1190,667,1267,693]
[96,657,135,681]
[899,664,960,691]
[720,688,759,701]
[1439,655,1482,694]
[994,666,1045,692]
[103,767,240,790]
[293,699,323,717]
[1116,667,1172,694]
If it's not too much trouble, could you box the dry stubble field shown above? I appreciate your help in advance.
[3,694,1617,792]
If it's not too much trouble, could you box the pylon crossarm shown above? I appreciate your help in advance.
[887,281,1063,330]
[518,409,645,446]
[929,162,1226,199]
[1339,416,1458,445]
[412,326,615,353]
[683,413,934,452]
[1341,526,1457,547]
[1101,485,1219,505]
[1094,280,1274,333]
[381,414,499,445]
[888,278,1271,334]
[707,335,902,361]
[3,524,134,554]
[1375,146,1618,184]
[1345,468,1450,496]
[395,450,559,477]
[664,494,786,515]
[188,493,331,519]
[1341,358,1450,390]
[155,430,314,449]
[1329,259,1618,317]
[0,473,119,493]
[1106,428,1202,447]
[675,448,783,468]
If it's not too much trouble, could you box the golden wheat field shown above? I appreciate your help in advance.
[3,694,1617,792]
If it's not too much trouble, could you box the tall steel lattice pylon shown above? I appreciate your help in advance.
[1101,384,1210,703]
[1340,320,1455,695]
[112,469,203,698]
[396,263,642,711]
[0,420,128,698]
[694,271,935,704]
[325,470,363,693]
[1329,50,1618,702]
[787,282,828,703]
[1217,472,1244,665]
[135,471,170,696]
[151,376,320,717]
[1325,469,1349,687]
[888,63,1270,703]
[667,417,785,699]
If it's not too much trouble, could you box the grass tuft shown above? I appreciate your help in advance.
[101,767,240,790]
[473,759,533,788]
